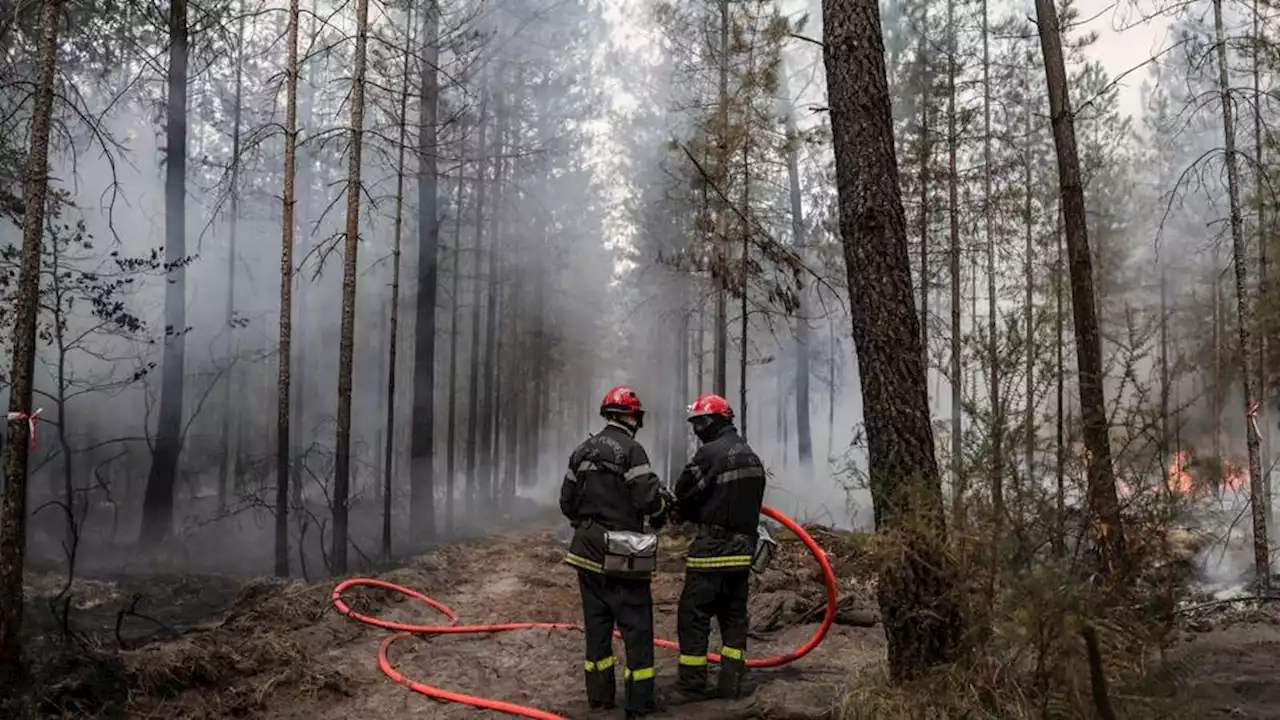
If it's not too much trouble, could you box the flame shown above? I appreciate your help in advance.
[1168,451,1192,495]
[1221,459,1247,492]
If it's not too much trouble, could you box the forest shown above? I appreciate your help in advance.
[1,0,1279,717]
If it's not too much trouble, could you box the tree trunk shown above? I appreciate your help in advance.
[822,0,963,681]
[445,120,467,535]
[274,0,300,579]
[781,70,813,478]
[409,0,440,545]
[945,0,963,525]
[1253,0,1271,520]
[981,0,1001,539]
[1054,199,1066,556]
[383,3,415,558]
[1212,0,1270,588]
[0,0,65,680]
[1034,0,1127,580]
[219,2,246,511]
[1160,262,1170,498]
[1022,73,1034,515]
[480,93,507,511]
[713,0,730,397]
[465,95,490,520]
[331,0,372,576]
[917,0,931,374]
[140,0,189,545]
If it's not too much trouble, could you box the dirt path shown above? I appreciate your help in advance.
[299,531,885,720]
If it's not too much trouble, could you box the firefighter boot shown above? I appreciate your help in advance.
[717,652,746,698]
[584,659,616,710]
[677,662,709,699]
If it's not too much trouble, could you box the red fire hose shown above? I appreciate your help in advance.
[332,504,839,720]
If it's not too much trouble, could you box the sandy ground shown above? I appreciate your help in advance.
[295,533,886,720]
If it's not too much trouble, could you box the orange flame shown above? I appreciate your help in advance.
[1168,450,1192,495]
[1221,459,1247,492]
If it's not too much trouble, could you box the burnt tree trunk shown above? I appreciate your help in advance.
[409,0,440,544]
[822,0,963,681]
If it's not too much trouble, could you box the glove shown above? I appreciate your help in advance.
[649,510,668,532]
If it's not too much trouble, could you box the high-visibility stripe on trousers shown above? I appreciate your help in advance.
[577,569,656,714]
[676,568,750,698]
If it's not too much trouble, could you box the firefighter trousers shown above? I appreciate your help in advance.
[577,570,656,714]
[676,568,750,698]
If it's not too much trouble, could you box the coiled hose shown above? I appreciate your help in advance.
[332,504,839,720]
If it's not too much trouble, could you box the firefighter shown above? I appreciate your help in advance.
[672,393,766,700]
[559,385,672,717]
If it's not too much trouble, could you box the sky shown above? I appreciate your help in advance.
[1084,0,1178,119]
[601,0,1181,120]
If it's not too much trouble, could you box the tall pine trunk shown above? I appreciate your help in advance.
[383,4,415,558]
[219,3,246,510]
[331,0,372,576]
[480,91,507,510]
[781,68,813,478]
[945,0,963,525]
[713,0,730,396]
[464,95,490,519]
[1252,0,1271,519]
[140,0,189,544]
[0,0,66,679]
[445,118,467,535]
[274,0,300,578]
[822,0,962,680]
[981,0,1001,537]
[409,0,441,544]
[1034,0,1127,580]
[1212,0,1270,587]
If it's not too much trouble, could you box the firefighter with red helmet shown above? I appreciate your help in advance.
[672,393,766,700]
[559,385,672,717]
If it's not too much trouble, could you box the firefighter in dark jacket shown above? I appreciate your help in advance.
[672,393,766,700]
[560,385,672,717]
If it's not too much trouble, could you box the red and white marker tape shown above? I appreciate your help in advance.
[1248,400,1261,443]
[5,408,41,451]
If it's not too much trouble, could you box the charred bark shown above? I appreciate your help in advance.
[409,0,441,544]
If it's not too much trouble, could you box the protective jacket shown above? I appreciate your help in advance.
[559,421,667,574]
[673,423,766,571]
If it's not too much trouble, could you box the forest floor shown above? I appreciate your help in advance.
[15,512,1280,720]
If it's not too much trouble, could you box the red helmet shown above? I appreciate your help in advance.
[600,385,644,418]
[687,393,733,422]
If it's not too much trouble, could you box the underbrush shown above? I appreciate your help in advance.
[834,501,1208,719]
